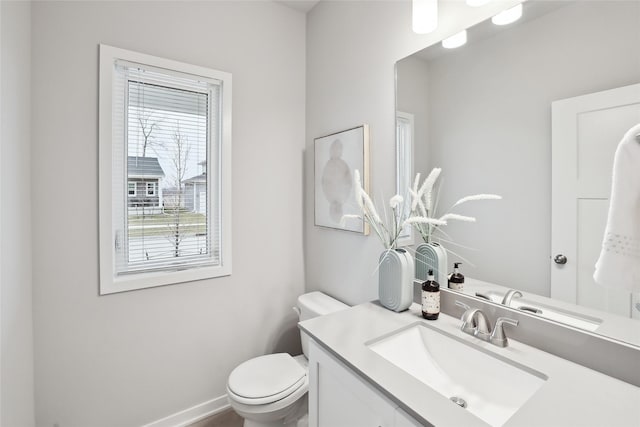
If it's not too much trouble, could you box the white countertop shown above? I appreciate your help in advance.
[299,302,640,427]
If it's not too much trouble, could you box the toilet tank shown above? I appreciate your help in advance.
[297,291,348,358]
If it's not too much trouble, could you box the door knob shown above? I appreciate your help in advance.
[554,254,567,265]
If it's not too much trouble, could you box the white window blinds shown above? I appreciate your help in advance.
[112,61,221,276]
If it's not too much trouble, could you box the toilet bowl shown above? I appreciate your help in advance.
[226,292,348,427]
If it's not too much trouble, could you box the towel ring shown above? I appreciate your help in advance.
[636,133,640,143]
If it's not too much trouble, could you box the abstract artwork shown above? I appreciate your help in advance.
[314,125,369,234]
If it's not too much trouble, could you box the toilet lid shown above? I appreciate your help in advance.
[228,353,306,404]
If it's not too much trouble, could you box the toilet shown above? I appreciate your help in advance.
[226,292,348,427]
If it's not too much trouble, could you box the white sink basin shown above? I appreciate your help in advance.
[367,323,547,426]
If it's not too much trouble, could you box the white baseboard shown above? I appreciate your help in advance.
[141,394,230,427]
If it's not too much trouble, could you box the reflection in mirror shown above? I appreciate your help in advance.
[396,0,640,346]
[396,111,414,245]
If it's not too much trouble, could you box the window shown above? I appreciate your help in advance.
[128,181,137,197]
[396,111,414,245]
[99,45,232,295]
[146,182,156,197]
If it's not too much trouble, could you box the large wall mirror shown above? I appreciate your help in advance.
[396,1,640,346]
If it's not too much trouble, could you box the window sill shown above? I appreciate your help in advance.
[99,263,231,295]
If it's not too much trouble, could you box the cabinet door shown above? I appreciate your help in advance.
[394,408,423,427]
[308,340,397,427]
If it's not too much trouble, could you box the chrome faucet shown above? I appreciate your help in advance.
[457,302,490,336]
[471,309,492,340]
[455,301,519,347]
[458,302,477,334]
[501,289,523,306]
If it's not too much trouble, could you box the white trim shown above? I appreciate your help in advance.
[396,111,415,247]
[128,174,164,179]
[0,4,3,422]
[141,395,230,427]
[99,44,233,295]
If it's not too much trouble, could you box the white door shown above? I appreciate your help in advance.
[551,83,640,319]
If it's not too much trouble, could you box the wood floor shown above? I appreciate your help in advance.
[188,408,244,427]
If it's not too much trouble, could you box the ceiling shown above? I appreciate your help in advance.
[276,1,321,14]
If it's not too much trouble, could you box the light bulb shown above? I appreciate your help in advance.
[442,30,467,49]
[413,0,438,34]
[491,3,523,26]
[466,0,491,6]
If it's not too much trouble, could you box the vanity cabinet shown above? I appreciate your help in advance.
[308,339,423,427]
[394,409,423,427]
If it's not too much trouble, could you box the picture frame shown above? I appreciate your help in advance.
[314,124,370,234]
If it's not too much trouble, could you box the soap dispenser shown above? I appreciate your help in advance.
[422,269,440,320]
[448,262,465,291]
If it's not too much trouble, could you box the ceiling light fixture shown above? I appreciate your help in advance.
[442,30,467,49]
[491,3,523,26]
[413,0,438,34]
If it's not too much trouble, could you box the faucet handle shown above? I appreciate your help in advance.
[455,301,476,334]
[475,292,491,301]
[490,317,519,347]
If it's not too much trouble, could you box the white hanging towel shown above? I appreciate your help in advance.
[593,123,640,292]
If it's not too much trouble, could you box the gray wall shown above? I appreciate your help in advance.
[305,0,522,305]
[420,0,640,296]
[1,1,35,426]
[396,56,430,198]
[31,2,305,426]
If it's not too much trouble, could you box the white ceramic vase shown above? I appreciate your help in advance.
[378,248,414,312]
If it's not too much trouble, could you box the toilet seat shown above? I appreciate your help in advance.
[227,353,306,405]
[227,375,308,423]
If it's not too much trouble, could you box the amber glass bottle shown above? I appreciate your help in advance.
[448,262,465,291]
[422,269,440,320]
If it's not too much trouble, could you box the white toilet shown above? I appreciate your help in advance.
[226,292,348,427]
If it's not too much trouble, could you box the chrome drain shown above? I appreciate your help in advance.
[450,396,467,408]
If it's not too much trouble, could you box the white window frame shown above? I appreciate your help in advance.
[99,45,232,295]
[145,181,156,197]
[396,111,415,247]
[128,181,137,197]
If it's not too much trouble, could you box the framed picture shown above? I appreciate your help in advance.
[314,124,370,234]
